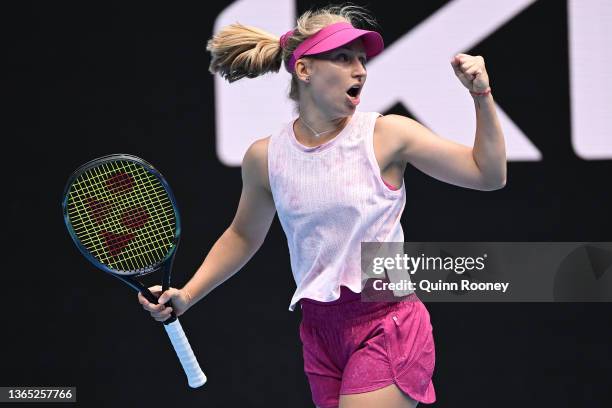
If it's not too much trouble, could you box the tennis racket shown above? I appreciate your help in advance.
[62,153,207,388]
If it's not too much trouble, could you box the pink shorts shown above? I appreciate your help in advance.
[299,286,436,408]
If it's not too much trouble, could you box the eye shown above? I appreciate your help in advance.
[359,56,367,66]
[336,53,349,62]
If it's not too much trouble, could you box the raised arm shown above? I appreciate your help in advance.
[139,137,276,321]
[376,53,506,191]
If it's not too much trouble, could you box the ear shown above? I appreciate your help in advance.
[295,58,312,83]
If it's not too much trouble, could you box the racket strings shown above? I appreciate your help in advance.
[69,163,172,269]
[66,160,176,272]
[99,162,176,264]
[71,170,174,257]
[83,161,175,264]
[70,180,170,244]
[70,164,170,257]
[69,162,174,270]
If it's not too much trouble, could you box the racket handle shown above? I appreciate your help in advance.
[163,319,207,388]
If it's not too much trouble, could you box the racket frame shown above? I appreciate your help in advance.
[62,153,181,322]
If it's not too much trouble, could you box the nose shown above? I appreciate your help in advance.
[352,57,367,78]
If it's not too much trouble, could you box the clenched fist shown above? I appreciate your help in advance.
[450,53,490,94]
[138,285,193,322]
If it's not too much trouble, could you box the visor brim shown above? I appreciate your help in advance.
[302,29,384,59]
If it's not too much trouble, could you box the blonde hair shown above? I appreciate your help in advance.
[205,3,378,102]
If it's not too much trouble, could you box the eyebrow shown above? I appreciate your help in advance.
[336,47,367,56]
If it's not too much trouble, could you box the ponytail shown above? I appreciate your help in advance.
[206,22,283,83]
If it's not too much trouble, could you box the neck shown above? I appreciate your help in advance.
[297,107,349,142]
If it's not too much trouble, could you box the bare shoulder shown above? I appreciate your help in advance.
[244,136,270,161]
[242,136,271,192]
[374,114,420,164]
[375,114,420,136]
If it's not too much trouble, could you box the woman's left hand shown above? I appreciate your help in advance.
[450,53,490,93]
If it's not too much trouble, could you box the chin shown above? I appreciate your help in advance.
[344,101,357,112]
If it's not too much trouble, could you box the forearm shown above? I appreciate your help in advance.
[471,92,507,189]
[182,226,262,307]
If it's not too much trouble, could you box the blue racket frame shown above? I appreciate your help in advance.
[62,153,182,322]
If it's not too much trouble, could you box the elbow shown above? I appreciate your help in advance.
[481,176,506,191]
[478,161,507,191]
[228,223,267,250]
[494,177,507,190]
[472,154,507,191]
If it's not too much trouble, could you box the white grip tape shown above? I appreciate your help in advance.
[164,319,207,388]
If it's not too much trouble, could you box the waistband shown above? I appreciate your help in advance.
[300,286,420,326]
[299,285,363,306]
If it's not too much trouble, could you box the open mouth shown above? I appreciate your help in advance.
[346,85,362,98]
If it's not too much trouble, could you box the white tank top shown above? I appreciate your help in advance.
[267,110,406,311]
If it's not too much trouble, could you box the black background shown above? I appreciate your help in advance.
[5,1,612,407]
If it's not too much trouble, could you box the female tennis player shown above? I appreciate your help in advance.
[139,4,506,407]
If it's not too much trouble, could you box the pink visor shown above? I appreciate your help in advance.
[283,22,384,73]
